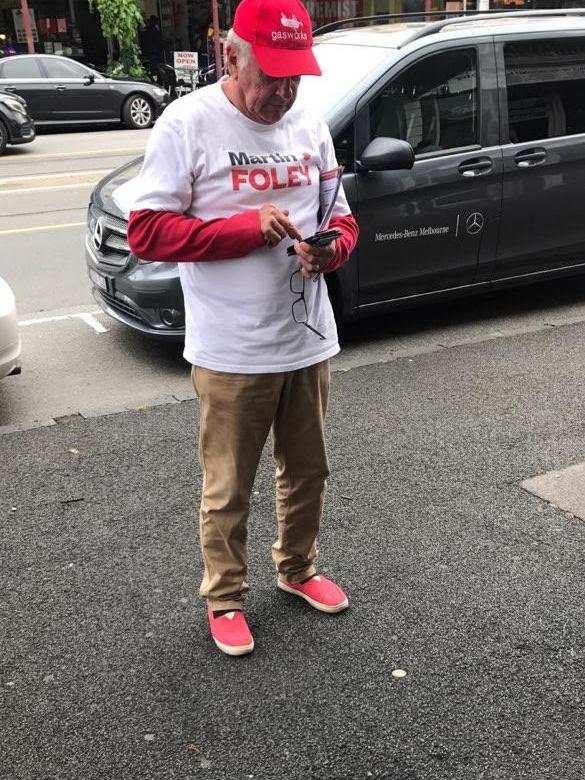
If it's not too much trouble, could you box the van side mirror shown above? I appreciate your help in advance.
[357,137,415,172]
[84,73,95,85]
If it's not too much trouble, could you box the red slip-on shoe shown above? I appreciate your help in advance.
[278,575,349,613]
[207,610,254,656]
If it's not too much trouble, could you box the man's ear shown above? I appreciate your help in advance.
[224,43,239,77]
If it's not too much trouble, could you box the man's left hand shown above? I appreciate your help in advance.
[294,240,336,278]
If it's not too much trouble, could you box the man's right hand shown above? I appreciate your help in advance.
[260,204,302,248]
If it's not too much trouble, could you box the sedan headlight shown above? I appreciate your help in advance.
[4,98,27,116]
[152,87,167,98]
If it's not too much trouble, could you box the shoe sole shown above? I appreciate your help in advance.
[212,637,255,656]
[277,581,349,613]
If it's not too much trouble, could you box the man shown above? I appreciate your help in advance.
[127,0,359,656]
[140,15,165,81]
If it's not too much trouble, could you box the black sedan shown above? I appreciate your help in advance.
[0,88,35,154]
[0,54,170,129]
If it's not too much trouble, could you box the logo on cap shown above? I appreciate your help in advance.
[280,13,303,30]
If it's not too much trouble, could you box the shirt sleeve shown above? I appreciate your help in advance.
[131,117,194,214]
[125,112,265,262]
[320,214,359,274]
[127,208,264,262]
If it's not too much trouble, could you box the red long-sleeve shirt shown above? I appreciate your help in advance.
[127,209,358,274]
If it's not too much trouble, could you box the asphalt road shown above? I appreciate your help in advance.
[2,318,584,779]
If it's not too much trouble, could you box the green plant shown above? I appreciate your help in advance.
[94,0,148,79]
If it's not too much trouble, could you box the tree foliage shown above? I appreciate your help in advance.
[94,0,148,79]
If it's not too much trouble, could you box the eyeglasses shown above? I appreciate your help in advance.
[290,269,326,340]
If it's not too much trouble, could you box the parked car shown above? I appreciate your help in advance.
[86,9,585,338]
[0,54,170,129]
[0,275,21,380]
[0,88,35,154]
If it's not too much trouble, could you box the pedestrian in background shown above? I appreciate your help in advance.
[140,15,164,80]
[126,0,359,656]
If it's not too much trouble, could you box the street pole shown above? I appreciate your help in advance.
[211,0,223,81]
[20,0,35,54]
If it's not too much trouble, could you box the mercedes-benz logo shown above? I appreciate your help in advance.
[92,217,105,252]
[465,212,484,235]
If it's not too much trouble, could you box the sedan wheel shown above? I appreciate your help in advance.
[0,121,7,156]
[122,96,154,129]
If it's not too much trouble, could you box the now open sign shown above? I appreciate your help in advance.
[173,51,199,72]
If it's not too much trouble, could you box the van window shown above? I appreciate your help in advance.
[504,39,585,143]
[369,49,478,155]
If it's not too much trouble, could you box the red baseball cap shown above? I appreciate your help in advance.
[233,0,322,78]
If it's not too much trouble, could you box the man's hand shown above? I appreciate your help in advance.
[294,240,336,278]
[260,204,302,248]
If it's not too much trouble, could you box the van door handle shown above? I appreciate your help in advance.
[458,158,493,176]
[55,85,67,91]
[514,148,547,167]
[4,86,16,92]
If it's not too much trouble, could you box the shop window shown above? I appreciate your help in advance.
[43,58,88,79]
[505,39,585,142]
[0,58,43,79]
[369,48,478,154]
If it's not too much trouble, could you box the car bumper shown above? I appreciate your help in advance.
[10,120,35,145]
[4,107,36,144]
[85,235,185,340]
[0,309,21,380]
[154,97,170,118]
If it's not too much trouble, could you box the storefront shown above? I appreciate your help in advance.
[0,0,108,66]
[0,0,574,76]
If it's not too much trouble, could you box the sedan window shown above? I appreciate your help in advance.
[42,58,88,79]
[0,58,44,79]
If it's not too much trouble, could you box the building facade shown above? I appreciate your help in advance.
[1,0,575,74]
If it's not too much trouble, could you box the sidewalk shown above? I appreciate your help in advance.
[2,321,585,779]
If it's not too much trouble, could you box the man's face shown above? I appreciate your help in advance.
[234,50,301,124]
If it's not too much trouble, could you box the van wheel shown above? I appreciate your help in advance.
[0,120,8,156]
[122,95,154,129]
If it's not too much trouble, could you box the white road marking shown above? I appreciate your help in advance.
[0,168,112,191]
[20,311,108,333]
[0,183,97,195]
[0,222,85,236]
[0,167,112,182]
[79,313,109,334]
[0,147,143,162]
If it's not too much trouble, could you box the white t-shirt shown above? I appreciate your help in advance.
[130,79,351,373]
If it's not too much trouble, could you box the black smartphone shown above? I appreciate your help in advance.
[286,228,342,256]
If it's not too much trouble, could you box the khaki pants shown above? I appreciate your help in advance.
[191,361,330,611]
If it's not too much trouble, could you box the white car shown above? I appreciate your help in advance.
[0,275,21,380]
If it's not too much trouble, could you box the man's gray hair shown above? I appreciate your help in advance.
[226,29,252,68]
